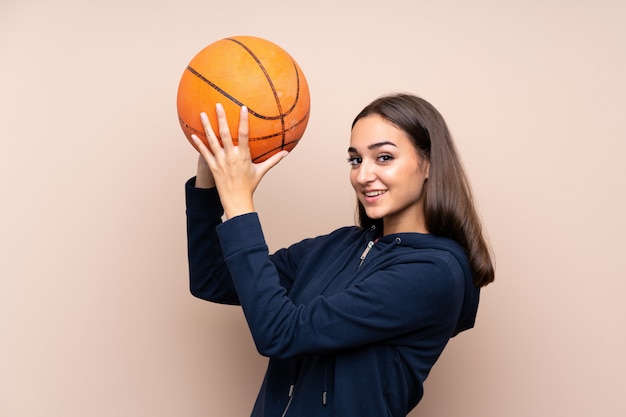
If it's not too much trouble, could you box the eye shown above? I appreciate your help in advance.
[347,156,362,166]
[377,154,394,163]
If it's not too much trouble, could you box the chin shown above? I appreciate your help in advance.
[364,209,385,220]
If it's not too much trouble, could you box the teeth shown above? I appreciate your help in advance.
[364,191,385,197]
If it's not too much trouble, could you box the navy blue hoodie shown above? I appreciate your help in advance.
[185,179,480,416]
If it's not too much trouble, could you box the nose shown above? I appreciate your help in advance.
[355,160,376,184]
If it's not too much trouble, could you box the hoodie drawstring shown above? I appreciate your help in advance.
[281,359,301,417]
[322,357,328,406]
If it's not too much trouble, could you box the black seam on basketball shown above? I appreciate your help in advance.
[288,61,302,117]
[185,66,246,110]
[252,139,301,162]
[247,111,310,142]
[180,107,307,143]
[186,65,296,122]
[227,37,286,149]
[178,116,204,136]
[185,66,277,121]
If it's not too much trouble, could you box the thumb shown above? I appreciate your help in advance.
[256,150,289,177]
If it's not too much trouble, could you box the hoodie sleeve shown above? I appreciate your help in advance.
[185,177,241,304]
[216,212,466,359]
[185,178,300,304]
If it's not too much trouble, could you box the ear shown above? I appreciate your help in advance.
[423,159,430,180]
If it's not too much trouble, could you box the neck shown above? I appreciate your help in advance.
[382,218,429,235]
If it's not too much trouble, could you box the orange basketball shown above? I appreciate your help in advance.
[176,36,310,162]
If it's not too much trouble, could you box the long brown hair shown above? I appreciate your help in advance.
[352,93,494,287]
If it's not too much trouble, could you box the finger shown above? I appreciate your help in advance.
[215,103,235,150]
[191,133,216,165]
[237,106,250,151]
[199,112,223,154]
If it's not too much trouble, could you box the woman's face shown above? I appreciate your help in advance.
[349,114,430,235]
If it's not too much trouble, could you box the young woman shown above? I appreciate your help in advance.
[185,93,494,416]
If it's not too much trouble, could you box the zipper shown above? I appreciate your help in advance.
[281,384,295,417]
[358,241,375,268]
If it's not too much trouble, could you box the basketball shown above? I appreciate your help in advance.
[176,36,310,162]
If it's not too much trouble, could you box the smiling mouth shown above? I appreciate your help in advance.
[364,190,386,197]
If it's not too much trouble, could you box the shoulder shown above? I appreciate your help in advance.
[288,225,367,249]
[376,234,470,295]
[382,233,467,266]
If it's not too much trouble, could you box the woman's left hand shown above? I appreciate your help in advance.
[191,103,288,219]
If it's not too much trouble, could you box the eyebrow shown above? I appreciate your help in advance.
[348,141,397,153]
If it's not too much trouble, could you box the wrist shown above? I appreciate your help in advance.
[195,175,216,189]
[222,198,255,220]
[195,157,215,189]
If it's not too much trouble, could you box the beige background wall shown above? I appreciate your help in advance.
[1,0,625,416]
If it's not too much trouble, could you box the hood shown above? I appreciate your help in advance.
[374,230,480,337]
